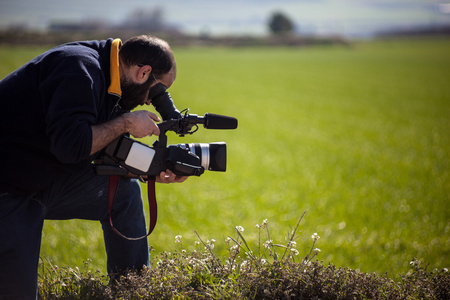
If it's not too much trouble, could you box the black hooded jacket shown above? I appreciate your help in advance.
[0,38,123,195]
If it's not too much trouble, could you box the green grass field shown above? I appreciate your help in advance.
[1,37,449,278]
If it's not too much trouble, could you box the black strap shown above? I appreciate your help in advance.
[107,175,157,240]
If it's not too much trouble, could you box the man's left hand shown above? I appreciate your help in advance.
[156,170,188,184]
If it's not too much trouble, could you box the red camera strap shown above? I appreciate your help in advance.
[107,175,157,240]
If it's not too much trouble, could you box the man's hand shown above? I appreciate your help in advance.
[124,170,188,184]
[156,170,189,184]
[121,111,161,138]
[90,110,160,155]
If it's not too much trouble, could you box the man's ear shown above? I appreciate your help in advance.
[136,65,153,84]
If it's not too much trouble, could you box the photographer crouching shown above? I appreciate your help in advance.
[0,35,188,299]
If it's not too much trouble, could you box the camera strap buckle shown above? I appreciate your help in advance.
[107,175,157,240]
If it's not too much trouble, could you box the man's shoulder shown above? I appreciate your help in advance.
[41,39,112,64]
[60,39,113,54]
[52,40,110,60]
[37,39,114,78]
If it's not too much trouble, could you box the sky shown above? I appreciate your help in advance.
[1,0,450,37]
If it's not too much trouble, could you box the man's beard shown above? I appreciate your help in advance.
[119,77,153,111]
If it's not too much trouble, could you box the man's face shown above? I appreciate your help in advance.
[119,65,176,111]
[119,76,153,111]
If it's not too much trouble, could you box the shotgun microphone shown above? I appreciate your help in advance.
[202,113,238,129]
[183,113,238,129]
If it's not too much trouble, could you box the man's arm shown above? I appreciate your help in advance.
[90,110,161,155]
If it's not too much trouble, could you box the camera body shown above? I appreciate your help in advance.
[94,111,237,178]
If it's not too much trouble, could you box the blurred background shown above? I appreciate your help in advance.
[1,0,450,44]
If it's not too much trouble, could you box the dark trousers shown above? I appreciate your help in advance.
[0,166,149,299]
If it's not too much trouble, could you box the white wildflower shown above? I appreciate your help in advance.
[230,244,240,254]
[291,248,299,256]
[231,244,239,251]
[256,219,269,228]
[175,235,182,243]
[264,239,273,249]
[236,226,244,233]
[240,260,248,269]
[313,248,321,254]
[287,241,297,248]
[311,232,320,241]
[205,239,215,250]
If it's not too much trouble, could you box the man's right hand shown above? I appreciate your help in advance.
[90,110,161,156]
[121,111,161,138]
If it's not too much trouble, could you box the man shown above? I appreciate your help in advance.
[0,35,187,299]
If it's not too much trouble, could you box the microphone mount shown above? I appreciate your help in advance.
[177,108,200,136]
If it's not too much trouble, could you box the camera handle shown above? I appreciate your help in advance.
[153,120,173,148]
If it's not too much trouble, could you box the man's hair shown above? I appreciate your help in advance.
[119,35,174,76]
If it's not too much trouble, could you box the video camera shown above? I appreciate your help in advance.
[94,88,238,178]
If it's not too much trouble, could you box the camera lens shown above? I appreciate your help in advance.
[181,142,227,172]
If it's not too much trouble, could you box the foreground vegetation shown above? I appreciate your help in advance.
[38,257,449,299]
[39,217,449,299]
